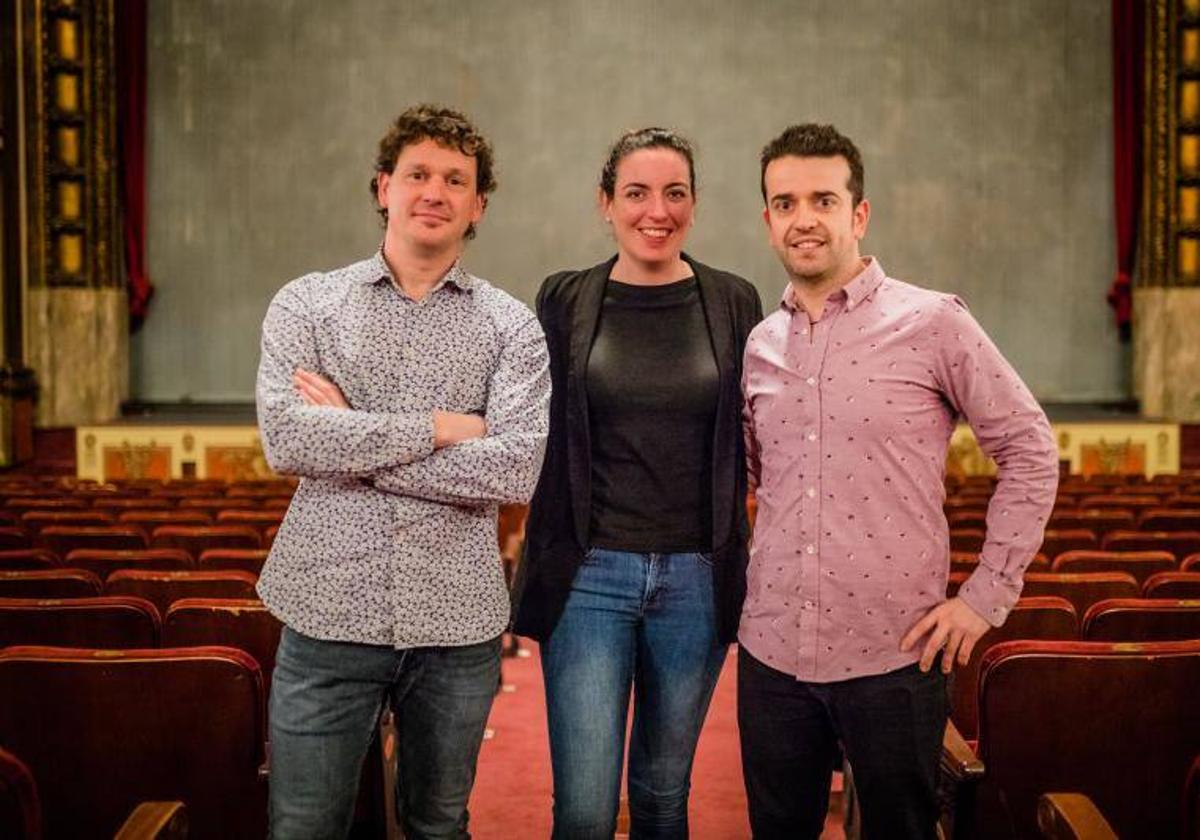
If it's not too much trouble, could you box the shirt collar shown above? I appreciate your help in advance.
[778,256,885,313]
[355,248,477,294]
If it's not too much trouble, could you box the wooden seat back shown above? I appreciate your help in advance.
[105,570,258,617]
[1082,598,1200,642]
[1052,550,1176,585]
[0,596,160,648]
[0,569,103,599]
[1020,572,1140,619]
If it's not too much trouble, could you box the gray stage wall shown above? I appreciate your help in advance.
[137,0,1121,403]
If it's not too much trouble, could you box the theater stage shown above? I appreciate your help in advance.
[74,402,1181,483]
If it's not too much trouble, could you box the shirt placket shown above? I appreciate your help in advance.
[792,305,836,678]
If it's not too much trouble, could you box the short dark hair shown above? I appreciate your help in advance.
[370,104,496,239]
[760,124,864,206]
[599,127,696,198]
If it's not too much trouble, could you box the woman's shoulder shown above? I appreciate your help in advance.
[535,260,612,309]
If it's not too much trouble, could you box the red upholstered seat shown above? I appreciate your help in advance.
[19,510,115,531]
[0,645,266,838]
[3,498,86,510]
[36,526,148,555]
[1102,530,1200,562]
[1082,598,1200,642]
[150,525,261,554]
[64,548,193,581]
[946,511,987,529]
[163,599,282,695]
[0,596,160,648]
[948,639,1200,838]
[949,596,1077,741]
[0,550,57,571]
[1186,553,1200,572]
[197,549,269,574]
[1143,572,1200,599]
[177,497,254,512]
[215,509,285,537]
[117,510,213,530]
[1039,529,1099,560]
[1139,509,1200,532]
[1019,572,1141,619]
[949,529,985,553]
[0,746,40,840]
[1079,494,1161,510]
[90,496,172,510]
[0,569,103,599]
[1051,550,1176,585]
[105,570,258,617]
[1047,509,1135,537]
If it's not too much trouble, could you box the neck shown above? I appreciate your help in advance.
[789,257,866,320]
[382,234,461,300]
[610,252,692,286]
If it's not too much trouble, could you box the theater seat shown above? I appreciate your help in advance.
[64,548,193,581]
[1102,530,1200,562]
[215,509,285,538]
[942,639,1200,838]
[1051,550,1176,585]
[1019,573,1141,619]
[197,549,269,574]
[0,645,266,837]
[1047,509,1135,537]
[91,497,172,510]
[1039,529,1099,560]
[0,528,31,551]
[950,529,985,553]
[949,596,1077,741]
[20,510,115,532]
[1079,494,1161,510]
[36,526,148,555]
[162,599,282,694]
[150,525,261,554]
[117,510,214,530]
[0,550,57,571]
[0,596,160,648]
[1082,598,1200,642]
[0,747,39,840]
[1139,509,1200,532]
[1144,572,1200,599]
[105,570,258,617]
[0,569,103,599]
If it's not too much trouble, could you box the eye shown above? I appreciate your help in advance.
[406,170,426,182]
[818,196,837,209]
[448,174,468,187]
[667,188,690,201]
[772,198,792,212]
[625,188,646,200]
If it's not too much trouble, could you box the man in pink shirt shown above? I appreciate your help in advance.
[738,124,1058,838]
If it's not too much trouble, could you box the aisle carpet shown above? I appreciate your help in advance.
[470,645,845,839]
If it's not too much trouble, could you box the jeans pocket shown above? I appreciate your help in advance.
[694,551,715,568]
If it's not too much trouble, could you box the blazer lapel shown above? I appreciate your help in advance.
[565,258,615,548]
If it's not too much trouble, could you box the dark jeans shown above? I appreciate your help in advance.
[737,646,946,840]
[269,626,501,840]
[541,549,727,840]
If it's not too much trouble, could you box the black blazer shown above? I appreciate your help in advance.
[511,254,764,644]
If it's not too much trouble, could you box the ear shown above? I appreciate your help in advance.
[375,171,390,209]
[762,205,771,228]
[597,187,613,221]
[852,198,870,239]
[470,191,485,224]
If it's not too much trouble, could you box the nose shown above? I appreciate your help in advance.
[646,193,670,219]
[420,176,449,204]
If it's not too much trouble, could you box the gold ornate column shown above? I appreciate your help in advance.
[20,0,127,428]
[1138,0,1200,421]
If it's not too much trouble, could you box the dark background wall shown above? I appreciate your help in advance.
[136,0,1120,403]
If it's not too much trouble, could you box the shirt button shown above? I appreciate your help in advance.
[806,488,816,499]
[805,544,815,554]
[806,377,816,386]
[801,327,809,336]
[807,432,817,441]
[804,600,814,609]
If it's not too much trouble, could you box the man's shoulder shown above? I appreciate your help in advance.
[745,305,790,349]
[269,257,377,310]
[462,272,538,330]
[878,275,962,310]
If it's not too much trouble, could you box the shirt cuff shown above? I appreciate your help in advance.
[957,563,1022,628]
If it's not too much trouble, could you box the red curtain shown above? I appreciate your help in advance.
[115,0,154,329]
[1109,0,1144,341]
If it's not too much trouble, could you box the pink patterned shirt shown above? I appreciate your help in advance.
[740,258,1058,682]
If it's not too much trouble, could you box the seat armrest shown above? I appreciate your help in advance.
[1036,792,1118,839]
[941,719,984,783]
[114,801,187,839]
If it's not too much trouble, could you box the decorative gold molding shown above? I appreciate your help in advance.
[23,0,119,290]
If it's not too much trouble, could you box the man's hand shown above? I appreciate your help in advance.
[294,368,349,408]
[433,411,487,448]
[899,596,991,673]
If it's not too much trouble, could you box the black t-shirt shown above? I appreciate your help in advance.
[585,277,719,552]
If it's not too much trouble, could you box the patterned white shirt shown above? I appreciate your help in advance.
[255,251,550,648]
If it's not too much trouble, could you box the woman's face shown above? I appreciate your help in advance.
[601,147,695,270]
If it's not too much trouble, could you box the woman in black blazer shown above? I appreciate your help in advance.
[512,128,762,839]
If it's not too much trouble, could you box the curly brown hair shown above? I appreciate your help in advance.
[759,124,864,206]
[370,104,497,239]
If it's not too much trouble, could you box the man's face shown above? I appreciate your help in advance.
[762,154,869,288]
[376,138,485,254]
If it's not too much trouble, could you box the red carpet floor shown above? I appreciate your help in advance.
[470,644,846,839]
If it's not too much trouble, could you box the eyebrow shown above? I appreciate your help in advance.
[621,180,690,190]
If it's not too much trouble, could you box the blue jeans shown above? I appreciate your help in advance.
[269,626,501,840]
[541,549,727,839]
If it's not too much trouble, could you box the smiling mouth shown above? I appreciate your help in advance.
[789,239,824,251]
[638,227,673,240]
